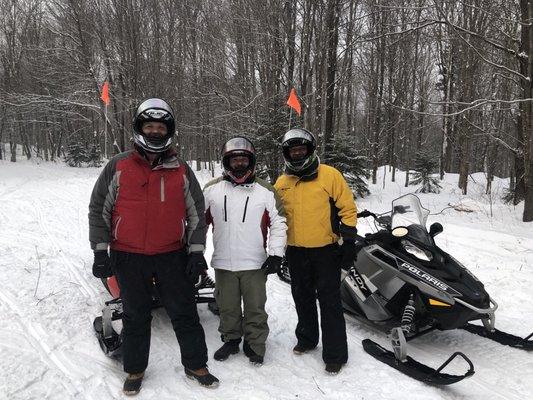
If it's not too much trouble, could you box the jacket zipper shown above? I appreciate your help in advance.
[224,195,227,221]
[242,196,249,222]
[160,176,165,202]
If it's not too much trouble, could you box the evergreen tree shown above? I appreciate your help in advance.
[252,99,288,183]
[65,140,89,167]
[502,186,516,204]
[410,152,442,193]
[330,130,370,197]
[86,143,103,167]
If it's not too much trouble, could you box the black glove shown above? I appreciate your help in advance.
[186,252,208,282]
[92,250,113,278]
[339,240,358,271]
[261,255,282,275]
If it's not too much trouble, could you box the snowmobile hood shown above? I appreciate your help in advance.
[366,244,490,309]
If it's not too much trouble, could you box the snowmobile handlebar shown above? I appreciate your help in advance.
[357,210,374,219]
[357,210,392,227]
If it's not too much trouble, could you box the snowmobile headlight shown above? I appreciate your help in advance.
[401,240,433,262]
[392,226,409,237]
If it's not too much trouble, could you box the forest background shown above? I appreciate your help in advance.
[0,0,532,221]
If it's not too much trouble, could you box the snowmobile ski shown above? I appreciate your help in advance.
[462,323,533,350]
[362,339,474,385]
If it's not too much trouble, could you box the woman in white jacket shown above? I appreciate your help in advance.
[204,137,287,365]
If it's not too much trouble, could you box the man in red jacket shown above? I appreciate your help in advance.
[89,98,218,394]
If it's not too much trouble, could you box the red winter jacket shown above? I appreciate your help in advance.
[89,148,206,255]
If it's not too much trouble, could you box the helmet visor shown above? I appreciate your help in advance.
[136,98,173,116]
[282,129,315,147]
[222,137,255,155]
[134,133,173,152]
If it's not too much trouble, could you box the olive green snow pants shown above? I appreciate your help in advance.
[214,268,268,356]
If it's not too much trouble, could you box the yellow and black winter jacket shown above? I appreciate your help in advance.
[274,164,357,248]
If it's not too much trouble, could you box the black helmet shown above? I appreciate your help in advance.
[133,98,175,153]
[281,128,317,171]
[222,136,256,184]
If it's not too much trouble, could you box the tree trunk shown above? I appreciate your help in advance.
[323,0,340,163]
[521,0,533,221]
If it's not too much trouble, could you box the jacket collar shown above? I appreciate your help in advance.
[134,145,181,169]
[223,174,256,186]
[285,156,320,181]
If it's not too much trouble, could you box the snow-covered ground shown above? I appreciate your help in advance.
[1,158,532,400]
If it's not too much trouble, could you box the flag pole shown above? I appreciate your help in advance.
[104,103,108,159]
[288,108,292,130]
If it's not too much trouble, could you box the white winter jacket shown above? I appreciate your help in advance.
[204,176,287,271]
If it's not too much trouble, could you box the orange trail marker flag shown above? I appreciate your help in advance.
[100,81,110,105]
[286,88,301,116]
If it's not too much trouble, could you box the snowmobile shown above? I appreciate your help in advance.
[93,272,217,359]
[278,193,532,385]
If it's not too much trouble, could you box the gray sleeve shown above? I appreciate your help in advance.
[88,157,120,251]
[183,163,207,253]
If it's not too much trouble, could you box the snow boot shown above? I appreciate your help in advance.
[243,341,264,365]
[325,363,343,375]
[292,343,316,355]
[214,339,241,361]
[185,367,220,388]
[123,372,144,396]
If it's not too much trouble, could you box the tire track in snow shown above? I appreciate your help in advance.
[0,288,93,400]
[0,177,31,200]
[33,198,97,299]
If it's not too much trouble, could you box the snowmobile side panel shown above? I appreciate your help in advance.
[362,339,475,385]
[462,324,533,350]
[342,270,393,321]
[360,246,457,305]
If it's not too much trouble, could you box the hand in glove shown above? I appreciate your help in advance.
[186,252,208,282]
[339,240,358,271]
[261,255,282,275]
[92,250,113,278]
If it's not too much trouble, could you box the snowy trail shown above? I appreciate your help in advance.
[32,197,97,299]
[1,161,532,400]
[0,288,92,399]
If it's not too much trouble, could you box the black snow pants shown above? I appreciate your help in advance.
[286,244,348,364]
[111,249,208,374]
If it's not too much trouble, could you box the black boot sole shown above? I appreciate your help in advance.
[123,374,144,396]
[185,369,220,388]
[213,347,240,361]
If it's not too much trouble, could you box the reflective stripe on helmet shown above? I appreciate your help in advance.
[281,128,316,148]
[222,137,256,156]
[135,98,173,117]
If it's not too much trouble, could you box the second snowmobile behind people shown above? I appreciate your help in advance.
[204,136,287,365]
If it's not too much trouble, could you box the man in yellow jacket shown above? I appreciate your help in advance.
[274,128,358,374]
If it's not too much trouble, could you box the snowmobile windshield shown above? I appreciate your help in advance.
[390,194,431,245]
